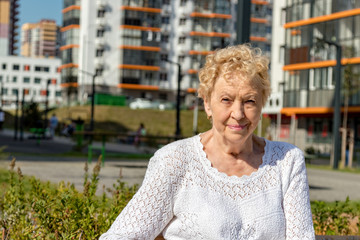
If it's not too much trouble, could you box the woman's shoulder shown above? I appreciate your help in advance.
[264,139,304,166]
[155,135,199,155]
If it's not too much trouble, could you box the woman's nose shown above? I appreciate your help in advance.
[231,102,244,120]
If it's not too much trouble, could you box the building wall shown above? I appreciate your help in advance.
[0,56,62,109]
[269,0,360,154]
[0,0,19,56]
[61,0,273,105]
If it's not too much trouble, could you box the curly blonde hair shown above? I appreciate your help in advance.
[198,44,271,106]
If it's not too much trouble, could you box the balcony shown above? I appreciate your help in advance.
[96,18,107,28]
[95,37,106,48]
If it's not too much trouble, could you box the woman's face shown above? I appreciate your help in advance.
[204,72,263,144]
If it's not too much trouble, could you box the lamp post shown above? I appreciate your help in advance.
[164,59,182,138]
[78,70,97,131]
[316,37,342,169]
[14,89,19,140]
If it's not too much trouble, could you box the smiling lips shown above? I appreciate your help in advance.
[227,124,247,130]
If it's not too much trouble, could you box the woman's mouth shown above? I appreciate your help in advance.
[227,124,247,130]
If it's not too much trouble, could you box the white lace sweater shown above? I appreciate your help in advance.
[100,135,315,240]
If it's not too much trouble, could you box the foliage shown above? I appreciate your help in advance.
[0,157,138,239]
[311,197,360,235]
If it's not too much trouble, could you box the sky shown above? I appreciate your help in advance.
[19,0,63,28]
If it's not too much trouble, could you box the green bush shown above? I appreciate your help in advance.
[0,157,138,239]
[311,197,360,235]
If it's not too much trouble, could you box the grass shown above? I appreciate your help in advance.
[52,105,212,137]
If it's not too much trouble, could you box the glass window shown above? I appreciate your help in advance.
[44,67,50,72]
[2,64,6,70]
[12,89,18,95]
[34,78,41,84]
[35,66,41,72]
[13,64,19,70]
[179,18,186,26]
[23,77,30,83]
[12,76,17,83]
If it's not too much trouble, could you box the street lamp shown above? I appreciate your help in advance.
[78,70,97,131]
[316,37,342,169]
[164,59,182,138]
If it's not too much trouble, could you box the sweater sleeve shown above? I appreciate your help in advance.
[282,148,315,240]
[99,152,176,240]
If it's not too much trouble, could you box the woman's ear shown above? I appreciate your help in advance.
[203,97,212,118]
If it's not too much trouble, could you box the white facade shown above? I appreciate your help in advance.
[0,56,62,109]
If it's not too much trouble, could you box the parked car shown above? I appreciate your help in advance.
[129,98,153,109]
[151,100,175,110]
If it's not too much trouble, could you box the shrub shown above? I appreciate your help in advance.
[0,156,138,239]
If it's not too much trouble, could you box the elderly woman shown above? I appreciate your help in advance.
[100,44,315,239]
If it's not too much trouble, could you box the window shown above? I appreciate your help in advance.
[24,65,30,71]
[96,48,104,57]
[95,68,103,76]
[12,76,17,83]
[161,54,168,61]
[161,16,170,24]
[35,66,41,72]
[55,91,62,97]
[34,78,41,84]
[12,89,18,95]
[160,73,167,81]
[2,88,7,95]
[97,29,105,37]
[178,55,185,63]
[98,9,106,18]
[2,64,6,70]
[179,18,186,25]
[179,36,186,44]
[13,64,19,70]
[23,77,30,83]
[161,34,169,43]
[44,67,50,72]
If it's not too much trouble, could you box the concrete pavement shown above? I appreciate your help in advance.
[1,128,360,201]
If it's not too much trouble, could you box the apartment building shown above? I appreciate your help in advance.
[0,56,62,109]
[60,0,272,105]
[21,19,59,58]
[0,0,19,56]
[266,0,360,154]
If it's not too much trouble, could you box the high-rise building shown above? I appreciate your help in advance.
[60,0,272,106]
[21,19,59,58]
[266,0,360,155]
[0,0,19,56]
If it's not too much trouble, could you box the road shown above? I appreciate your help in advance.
[1,129,360,201]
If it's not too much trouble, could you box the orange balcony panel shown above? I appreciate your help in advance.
[281,106,360,116]
[60,24,80,32]
[187,88,197,93]
[291,29,301,35]
[120,6,161,13]
[190,12,232,19]
[60,44,79,51]
[120,25,161,32]
[284,8,360,29]
[119,45,160,51]
[342,57,360,65]
[251,17,268,24]
[252,0,270,5]
[250,36,267,42]
[59,63,79,70]
[283,57,360,71]
[189,50,214,55]
[118,64,160,71]
[190,31,231,38]
[60,82,78,88]
[118,83,159,91]
[62,5,80,13]
[188,69,198,74]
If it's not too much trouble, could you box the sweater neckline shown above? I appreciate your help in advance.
[195,134,270,182]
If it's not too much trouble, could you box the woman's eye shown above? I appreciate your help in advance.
[245,99,256,104]
[221,98,231,102]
